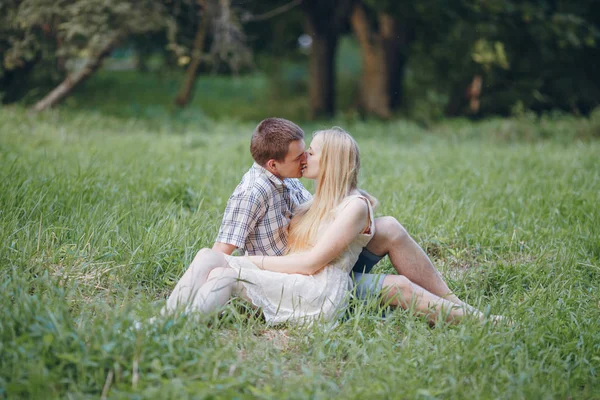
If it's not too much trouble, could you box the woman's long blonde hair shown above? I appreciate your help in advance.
[287,127,377,254]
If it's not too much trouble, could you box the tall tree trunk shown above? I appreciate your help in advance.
[175,0,208,107]
[305,17,338,119]
[381,14,401,110]
[31,34,121,112]
[383,16,413,110]
[466,74,483,114]
[350,4,391,119]
[302,0,352,119]
[446,74,483,116]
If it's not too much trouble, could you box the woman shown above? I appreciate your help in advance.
[162,127,492,325]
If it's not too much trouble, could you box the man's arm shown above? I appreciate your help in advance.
[212,242,237,255]
[214,189,266,252]
[247,198,369,275]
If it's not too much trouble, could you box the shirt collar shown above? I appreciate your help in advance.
[252,162,286,187]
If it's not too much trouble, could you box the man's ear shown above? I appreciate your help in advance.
[265,159,277,173]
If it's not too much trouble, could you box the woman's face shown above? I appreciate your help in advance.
[302,134,323,180]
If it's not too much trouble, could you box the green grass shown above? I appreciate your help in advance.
[0,106,599,398]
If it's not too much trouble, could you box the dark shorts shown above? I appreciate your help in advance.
[351,248,386,299]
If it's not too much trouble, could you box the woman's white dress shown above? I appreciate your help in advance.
[223,195,374,325]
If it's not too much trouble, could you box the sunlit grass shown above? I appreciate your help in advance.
[0,106,599,398]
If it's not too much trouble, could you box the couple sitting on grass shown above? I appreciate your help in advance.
[160,118,503,326]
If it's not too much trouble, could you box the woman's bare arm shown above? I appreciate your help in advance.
[247,198,369,275]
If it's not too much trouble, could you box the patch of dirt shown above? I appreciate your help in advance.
[258,329,291,350]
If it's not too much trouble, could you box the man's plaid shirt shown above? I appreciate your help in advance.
[216,163,312,256]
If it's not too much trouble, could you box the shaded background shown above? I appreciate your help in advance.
[1,0,599,126]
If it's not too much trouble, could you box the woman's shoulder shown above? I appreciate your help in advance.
[333,193,373,235]
[336,193,371,215]
[342,191,372,204]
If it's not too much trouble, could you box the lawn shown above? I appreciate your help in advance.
[0,106,599,399]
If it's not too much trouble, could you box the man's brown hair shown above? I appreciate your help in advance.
[250,118,304,166]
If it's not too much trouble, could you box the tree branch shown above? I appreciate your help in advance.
[242,0,302,22]
[31,33,121,112]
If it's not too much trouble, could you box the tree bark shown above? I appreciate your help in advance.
[351,3,414,118]
[304,12,338,119]
[350,4,392,119]
[382,15,413,110]
[466,74,483,114]
[175,0,208,107]
[302,0,352,119]
[31,34,121,112]
[380,14,401,109]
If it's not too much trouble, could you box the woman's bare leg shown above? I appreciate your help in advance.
[187,266,248,314]
[164,248,229,313]
[381,275,485,323]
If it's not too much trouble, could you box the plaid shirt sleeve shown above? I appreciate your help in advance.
[215,189,267,249]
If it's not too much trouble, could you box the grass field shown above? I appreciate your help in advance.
[1,106,599,399]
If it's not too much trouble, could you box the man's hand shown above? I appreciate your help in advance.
[212,242,237,255]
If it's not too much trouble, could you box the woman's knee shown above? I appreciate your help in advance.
[207,266,236,281]
[185,248,224,279]
[195,248,218,261]
[194,248,226,266]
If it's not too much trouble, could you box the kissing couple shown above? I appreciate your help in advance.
[158,118,504,326]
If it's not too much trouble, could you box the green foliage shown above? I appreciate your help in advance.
[5,0,168,61]
[408,0,600,116]
[0,1,60,102]
[472,39,510,71]
[0,0,170,103]
[59,70,309,123]
[243,1,305,58]
[1,106,599,398]
[3,0,599,118]
[356,0,600,117]
[56,68,600,134]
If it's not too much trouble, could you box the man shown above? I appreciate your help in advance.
[213,117,470,310]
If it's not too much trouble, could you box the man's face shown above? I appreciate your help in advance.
[272,139,307,179]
